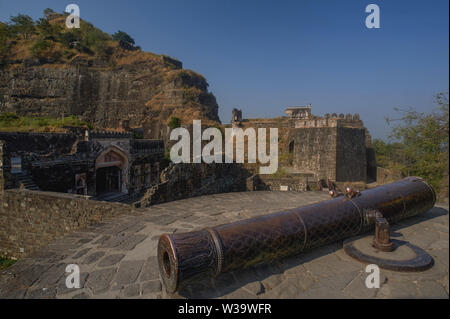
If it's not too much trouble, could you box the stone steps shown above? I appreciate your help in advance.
[15,173,40,191]
[93,192,138,205]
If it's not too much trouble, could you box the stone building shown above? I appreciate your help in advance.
[0,129,165,202]
[285,105,312,119]
[289,113,369,182]
[235,105,376,183]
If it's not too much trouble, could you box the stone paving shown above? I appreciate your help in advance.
[0,191,448,299]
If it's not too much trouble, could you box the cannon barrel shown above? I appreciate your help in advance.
[157,177,436,293]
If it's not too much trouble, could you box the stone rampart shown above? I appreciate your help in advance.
[0,189,132,259]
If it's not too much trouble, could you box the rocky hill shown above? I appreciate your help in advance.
[0,10,221,131]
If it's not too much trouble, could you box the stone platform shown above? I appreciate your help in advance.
[0,191,448,299]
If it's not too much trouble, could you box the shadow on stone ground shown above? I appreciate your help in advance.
[175,206,449,299]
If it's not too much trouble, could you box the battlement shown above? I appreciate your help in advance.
[294,113,363,129]
[89,131,133,139]
[131,139,165,154]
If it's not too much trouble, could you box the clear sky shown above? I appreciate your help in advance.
[1,0,448,140]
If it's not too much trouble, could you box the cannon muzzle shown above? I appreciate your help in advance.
[157,177,436,293]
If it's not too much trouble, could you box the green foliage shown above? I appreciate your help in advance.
[58,31,78,48]
[0,258,16,270]
[0,22,11,67]
[0,112,19,122]
[85,26,109,47]
[0,113,94,132]
[271,167,288,178]
[168,117,181,129]
[165,147,172,162]
[133,130,143,139]
[279,152,293,165]
[0,9,143,66]
[9,14,35,39]
[35,17,61,40]
[0,22,11,42]
[112,30,135,50]
[67,21,111,56]
[372,139,407,172]
[30,39,54,59]
[377,92,449,193]
[43,8,56,19]
[1,9,119,65]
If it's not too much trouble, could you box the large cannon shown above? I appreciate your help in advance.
[157,177,436,293]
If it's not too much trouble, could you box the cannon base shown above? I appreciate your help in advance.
[343,236,434,272]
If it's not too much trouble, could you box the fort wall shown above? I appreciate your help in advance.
[138,162,250,207]
[291,127,338,180]
[238,112,370,182]
[0,189,133,259]
[336,127,367,182]
[249,173,317,192]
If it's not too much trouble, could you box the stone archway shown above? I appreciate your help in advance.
[95,146,129,195]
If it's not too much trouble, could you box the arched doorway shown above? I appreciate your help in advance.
[96,166,121,193]
[95,146,129,195]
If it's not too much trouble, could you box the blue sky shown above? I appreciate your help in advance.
[1,0,448,140]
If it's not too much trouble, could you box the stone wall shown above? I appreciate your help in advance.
[0,189,133,259]
[251,173,317,191]
[0,141,13,191]
[138,162,251,206]
[336,127,367,182]
[291,127,338,181]
[0,133,82,191]
[239,112,373,183]
[294,114,364,129]
[31,162,92,194]
[0,131,166,196]
[0,132,78,158]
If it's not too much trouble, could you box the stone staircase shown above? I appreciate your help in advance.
[15,173,40,191]
[93,192,143,206]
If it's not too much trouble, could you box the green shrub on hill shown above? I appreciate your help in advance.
[0,8,141,67]
[0,113,94,132]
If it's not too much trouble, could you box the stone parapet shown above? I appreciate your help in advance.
[0,189,133,259]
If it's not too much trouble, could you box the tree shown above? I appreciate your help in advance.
[372,139,406,171]
[112,30,135,50]
[36,18,54,39]
[0,22,9,45]
[9,14,35,39]
[30,39,53,59]
[0,22,11,67]
[43,8,56,19]
[385,92,449,192]
[85,28,111,57]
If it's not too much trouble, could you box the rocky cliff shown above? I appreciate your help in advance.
[0,13,221,130]
[0,53,220,129]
